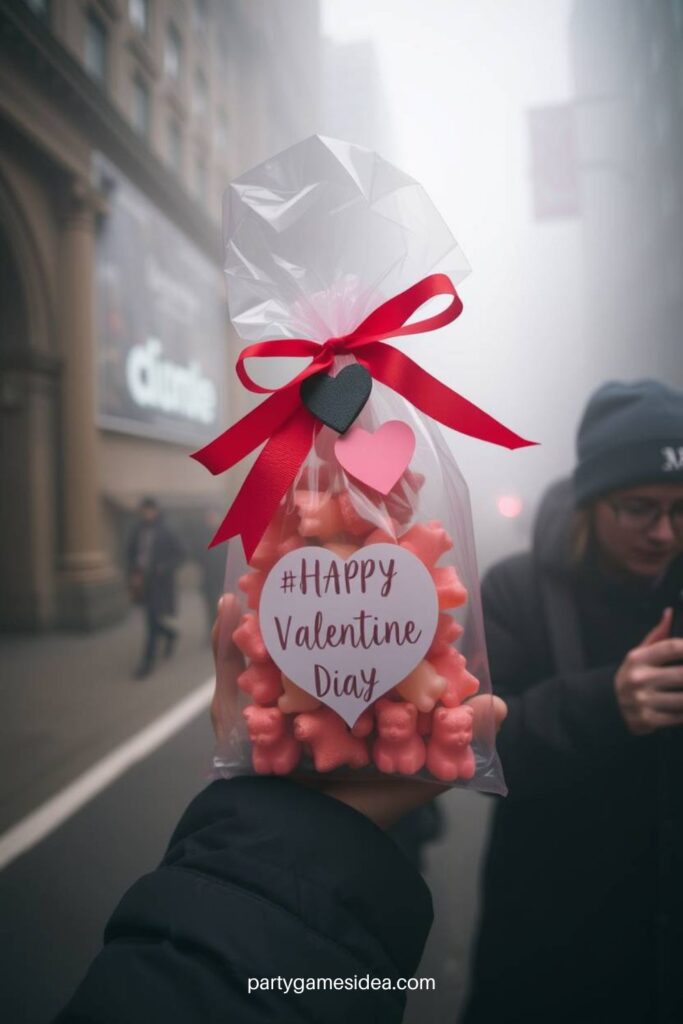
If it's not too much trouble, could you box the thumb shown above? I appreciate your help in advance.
[640,607,672,647]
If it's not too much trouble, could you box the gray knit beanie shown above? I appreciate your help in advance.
[573,380,683,506]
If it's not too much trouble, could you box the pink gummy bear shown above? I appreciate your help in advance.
[278,675,321,714]
[400,521,453,567]
[417,710,433,736]
[243,705,301,775]
[250,532,303,573]
[237,661,283,705]
[428,613,464,658]
[430,649,480,706]
[337,492,376,537]
[295,492,345,538]
[248,506,301,571]
[363,521,399,546]
[232,613,269,662]
[395,659,447,712]
[351,707,375,738]
[432,566,468,609]
[293,706,371,772]
[373,698,426,775]
[426,705,476,781]
[238,570,266,611]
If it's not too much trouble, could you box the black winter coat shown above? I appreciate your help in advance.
[462,480,683,1024]
[127,518,184,618]
[54,777,433,1023]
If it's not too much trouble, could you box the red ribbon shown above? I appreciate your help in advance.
[192,273,536,558]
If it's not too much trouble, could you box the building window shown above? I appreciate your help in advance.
[129,0,150,36]
[168,117,182,174]
[194,69,208,117]
[132,75,151,137]
[85,11,107,84]
[165,23,182,81]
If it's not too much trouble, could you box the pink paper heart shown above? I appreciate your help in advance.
[334,421,416,494]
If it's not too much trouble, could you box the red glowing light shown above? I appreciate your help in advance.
[497,495,523,518]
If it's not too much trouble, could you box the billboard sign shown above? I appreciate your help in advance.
[93,152,228,445]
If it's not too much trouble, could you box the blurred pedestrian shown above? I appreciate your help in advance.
[462,380,683,1024]
[127,497,184,679]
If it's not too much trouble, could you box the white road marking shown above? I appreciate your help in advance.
[0,677,214,871]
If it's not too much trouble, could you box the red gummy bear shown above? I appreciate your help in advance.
[237,661,283,705]
[249,506,301,571]
[417,710,433,736]
[400,520,453,567]
[337,491,377,537]
[428,613,464,658]
[363,521,399,546]
[432,566,468,609]
[233,613,269,662]
[430,648,480,706]
[250,533,303,573]
[395,659,446,712]
[373,698,426,775]
[426,705,476,781]
[278,674,321,714]
[238,570,267,611]
[242,705,301,775]
[295,492,345,538]
[293,706,371,772]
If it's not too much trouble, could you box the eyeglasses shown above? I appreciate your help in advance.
[606,497,683,536]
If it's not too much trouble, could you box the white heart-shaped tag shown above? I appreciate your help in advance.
[259,544,438,726]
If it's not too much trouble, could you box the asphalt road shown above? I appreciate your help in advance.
[0,709,214,1024]
[0,699,492,1024]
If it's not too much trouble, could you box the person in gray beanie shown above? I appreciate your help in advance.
[462,379,683,1024]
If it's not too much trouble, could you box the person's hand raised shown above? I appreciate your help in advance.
[614,608,683,735]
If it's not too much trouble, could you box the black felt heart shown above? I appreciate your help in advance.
[300,364,372,434]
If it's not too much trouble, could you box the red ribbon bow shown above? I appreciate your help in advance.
[192,273,535,559]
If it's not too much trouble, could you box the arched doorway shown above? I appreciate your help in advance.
[0,186,59,629]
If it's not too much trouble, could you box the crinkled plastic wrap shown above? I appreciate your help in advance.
[213,136,505,794]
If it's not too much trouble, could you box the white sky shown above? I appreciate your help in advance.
[322,0,581,567]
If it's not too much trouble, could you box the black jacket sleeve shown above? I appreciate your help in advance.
[483,558,634,800]
[53,777,433,1024]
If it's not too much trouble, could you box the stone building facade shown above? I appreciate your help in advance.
[0,0,320,630]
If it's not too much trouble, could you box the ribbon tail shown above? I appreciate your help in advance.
[209,406,319,560]
[191,387,301,475]
[364,342,537,450]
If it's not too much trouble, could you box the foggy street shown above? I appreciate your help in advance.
[2,0,682,1022]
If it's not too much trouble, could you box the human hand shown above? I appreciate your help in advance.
[210,594,244,743]
[211,596,507,828]
[614,608,683,735]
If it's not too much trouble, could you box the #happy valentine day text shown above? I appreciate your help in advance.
[272,554,422,704]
